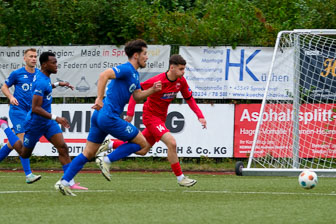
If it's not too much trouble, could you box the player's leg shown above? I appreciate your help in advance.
[95,115,150,181]
[15,133,41,184]
[55,111,104,195]
[46,122,88,191]
[96,138,125,156]
[160,132,197,187]
[0,117,22,154]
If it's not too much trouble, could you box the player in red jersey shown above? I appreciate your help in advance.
[96,54,207,187]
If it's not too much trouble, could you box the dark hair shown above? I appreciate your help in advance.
[39,51,55,65]
[124,39,147,58]
[24,48,36,55]
[169,54,186,66]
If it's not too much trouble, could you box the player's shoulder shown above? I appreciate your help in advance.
[10,67,25,76]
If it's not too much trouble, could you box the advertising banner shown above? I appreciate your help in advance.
[0,45,170,97]
[1,104,234,157]
[234,104,336,158]
[179,46,293,99]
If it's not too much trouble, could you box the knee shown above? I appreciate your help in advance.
[166,139,177,150]
[57,143,69,157]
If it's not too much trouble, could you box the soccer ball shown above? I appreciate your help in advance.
[298,170,318,189]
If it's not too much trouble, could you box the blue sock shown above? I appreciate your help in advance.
[62,153,89,182]
[4,128,20,147]
[20,156,32,176]
[107,143,141,162]
[0,144,12,162]
[62,163,70,173]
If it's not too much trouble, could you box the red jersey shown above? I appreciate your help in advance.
[141,72,192,120]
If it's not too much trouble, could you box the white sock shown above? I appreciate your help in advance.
[1,123,8,130]
[69,179,75,186]
[61,179,70,187]
[177,174,185,182]
[103,156,111,164]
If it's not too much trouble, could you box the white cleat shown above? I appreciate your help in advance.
[95,156,111,181]
[96,138,112,156]
[55,180,77,196]
[178,176,197,187]
[26,173,42,184]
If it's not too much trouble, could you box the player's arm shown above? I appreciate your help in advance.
[125,95,136,122]
[185,96,207,129]
[1,83,18,105]
[52,81,74,90]
[31,95,70,128]
[132,81,162,102]
[92,68,116,110]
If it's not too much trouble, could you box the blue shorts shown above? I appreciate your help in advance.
[9,108,28,134]
[23,119,62,149]
[87,110,139,144]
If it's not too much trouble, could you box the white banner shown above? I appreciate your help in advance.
[0,104,234,157]
[179,46,293,99]
[0,45,171,97]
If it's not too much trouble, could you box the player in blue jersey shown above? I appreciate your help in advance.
[55,39,162,196]
[0,48,42,183]
[1,51,87,190]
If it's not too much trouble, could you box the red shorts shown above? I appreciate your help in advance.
[142,115,169,146]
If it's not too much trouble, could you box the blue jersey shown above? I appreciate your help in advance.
[5,67,39,112]
[102,62,141,116]
[26,71,53,125]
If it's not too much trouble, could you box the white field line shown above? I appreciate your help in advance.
[0,189,335,196]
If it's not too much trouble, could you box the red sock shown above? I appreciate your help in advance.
[171,162,183,176]
[112,139,126,149]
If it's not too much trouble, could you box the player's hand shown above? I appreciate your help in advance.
[92,98,103,110]
[199,118,207,129]
[56,117,70,129]
[125,115,133,122]
[152,81,162,92]
[60,81,74,90]
[9,96,19,106]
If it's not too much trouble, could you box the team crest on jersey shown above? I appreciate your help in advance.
[22,83,30,91]
[16,124,21,131]
[23,75,28,78]
[176,82,181,90]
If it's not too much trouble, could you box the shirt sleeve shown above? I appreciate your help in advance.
[180,77,193,100]
[112,64,130,79]
[33,79,46,97]
[5,71,17,87]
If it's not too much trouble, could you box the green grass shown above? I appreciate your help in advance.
[0,156,237,172]
[0,171,335,224]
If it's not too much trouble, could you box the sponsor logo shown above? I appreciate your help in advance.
[125,125,133,133]
[161,92,177,100]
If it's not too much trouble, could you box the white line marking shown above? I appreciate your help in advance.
[0,189,335,196]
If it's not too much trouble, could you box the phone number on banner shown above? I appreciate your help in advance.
[193,91,228,97]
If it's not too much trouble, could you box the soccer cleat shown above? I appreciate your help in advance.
[96,138,111,156]
[0,116,8,126]
[178,176,197,187]
[26,173,42,184]
[55,180,76,196]
[70,182,88,190]
[95,156,111,181]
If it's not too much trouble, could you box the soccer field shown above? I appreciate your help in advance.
[0,171,335,224]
